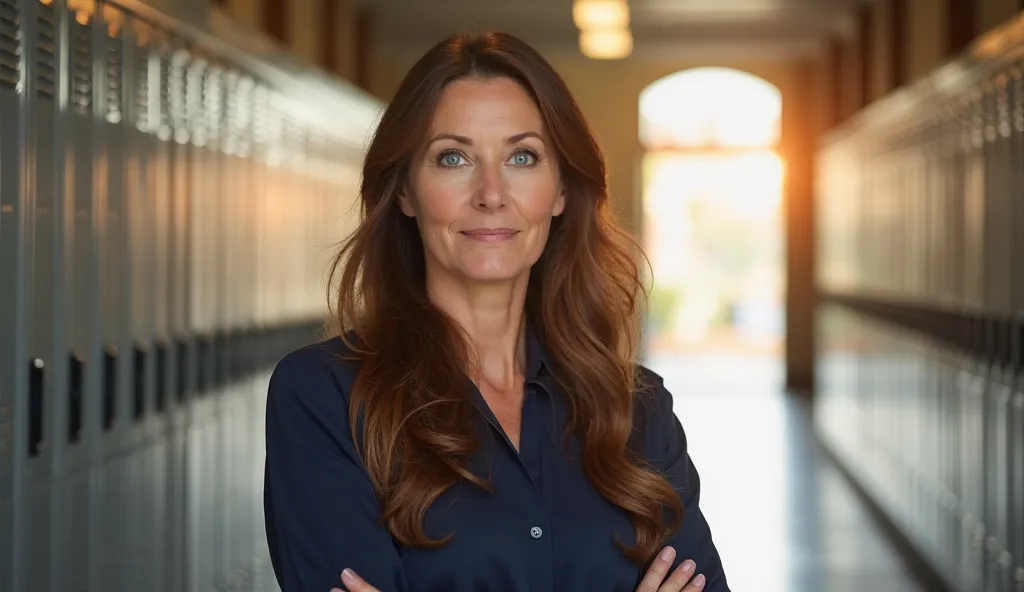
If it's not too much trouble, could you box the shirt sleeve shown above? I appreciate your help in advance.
[264,347,409,592]
[639,367,731,591]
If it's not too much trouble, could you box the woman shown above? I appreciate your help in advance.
[264,31,730,592]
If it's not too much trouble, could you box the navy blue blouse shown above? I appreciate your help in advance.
[264,332,730,592]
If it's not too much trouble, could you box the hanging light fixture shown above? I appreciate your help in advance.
[579,28,634,60]
[574,0,633,60]
[573,0,630,30]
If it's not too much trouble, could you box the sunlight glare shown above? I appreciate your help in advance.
[639,67,782,149]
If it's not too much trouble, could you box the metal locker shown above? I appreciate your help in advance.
[0,0,30,589]
[163,38,191,592]
[121,14,160,592]
[22,0,61,590]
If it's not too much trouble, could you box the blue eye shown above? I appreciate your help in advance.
[438,151,465,167]
[510,150,537,167]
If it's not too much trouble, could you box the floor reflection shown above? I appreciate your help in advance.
[646,353,924,592]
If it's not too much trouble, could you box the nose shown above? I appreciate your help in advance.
[473,161,506,211]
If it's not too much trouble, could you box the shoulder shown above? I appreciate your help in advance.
[266,333,364,418]
[632,363,675,420]
[630,364,686,462]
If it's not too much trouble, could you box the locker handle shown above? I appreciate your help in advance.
[197,335,211,394]
[176,337,190,403]
[154,341,167,413]
[102,347,117,431]
[28,358,44,457]
[68,353,83,443]
[212,333,225,389]
[133,346,146,422]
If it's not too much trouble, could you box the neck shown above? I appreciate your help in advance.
[426,272,529,389]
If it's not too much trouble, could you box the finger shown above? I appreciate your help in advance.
[636,546,676,592]
[681,573,706,591]
[341,568,381,592]
[657,559,696,591]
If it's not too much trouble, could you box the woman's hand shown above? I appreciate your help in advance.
[331,545,706,592]
[636,546,706,592]
[331,568,379,592]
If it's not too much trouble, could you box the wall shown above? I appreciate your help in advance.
[214,0,367,89]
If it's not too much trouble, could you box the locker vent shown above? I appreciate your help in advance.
[157,52,171,134]
[70,17,91,114]
[105,31,122,123]
[35,0,55,97]
[0,0,18,90]
[186,59,206,142]
[164,52,184,136]
[134,49,149,130]
[204,67,223,146]
[252,85,269,158]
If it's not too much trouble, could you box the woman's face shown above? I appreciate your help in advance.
[402,76,565,287]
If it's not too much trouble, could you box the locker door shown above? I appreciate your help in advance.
[0,0,29,589]
[26,2,64,590]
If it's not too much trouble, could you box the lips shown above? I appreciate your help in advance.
[459,228,520,242]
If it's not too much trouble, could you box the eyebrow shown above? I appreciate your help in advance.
[427,131,544,146]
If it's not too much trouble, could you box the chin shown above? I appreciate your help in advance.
[456,254,533,283]
[460,269,526,284]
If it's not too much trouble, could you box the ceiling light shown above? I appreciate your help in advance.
[573,0,630,30]
[579,28,633,60]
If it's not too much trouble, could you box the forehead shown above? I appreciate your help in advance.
[430,76,544,133]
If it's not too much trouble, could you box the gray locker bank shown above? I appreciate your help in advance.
[0,0,380,590]
[815,22,1024,592]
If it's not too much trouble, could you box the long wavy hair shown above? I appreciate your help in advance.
[327,31,682,563]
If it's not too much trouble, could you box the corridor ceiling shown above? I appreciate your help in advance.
[361,0,869,59]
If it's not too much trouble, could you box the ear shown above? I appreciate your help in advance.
[397,190,416,218]
[552,185,566,217]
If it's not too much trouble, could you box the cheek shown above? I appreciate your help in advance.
[412,182,462,228]
[511,175,562,221]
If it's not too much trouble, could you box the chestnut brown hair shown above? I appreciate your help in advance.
[327,31,682,563]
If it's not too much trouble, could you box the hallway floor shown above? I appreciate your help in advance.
[646,352,926,592]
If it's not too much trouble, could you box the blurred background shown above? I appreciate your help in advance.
[1,0,1023,590]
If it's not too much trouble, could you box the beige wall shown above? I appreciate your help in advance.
[218,0,364,86]
[224,0,262,31]
[978,0,1021,33]
[333,0,360,81]
[287,0,323,65]
[905,0,946,82]
[869,0,893,102]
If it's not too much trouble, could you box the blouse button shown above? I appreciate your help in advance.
[529,526,543,539]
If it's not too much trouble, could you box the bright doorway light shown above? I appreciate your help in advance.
[639,67,782,149]
[640,68,785,359]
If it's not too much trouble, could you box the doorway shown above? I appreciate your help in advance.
[639,67,785,396]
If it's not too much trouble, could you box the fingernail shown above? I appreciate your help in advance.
[682,560,695,573]
[659,546,675,561]
[693,574,706,588]
[342,569,361,586]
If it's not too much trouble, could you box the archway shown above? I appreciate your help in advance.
[639,68,785,393]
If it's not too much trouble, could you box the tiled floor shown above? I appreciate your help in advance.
[646,352,926,592]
